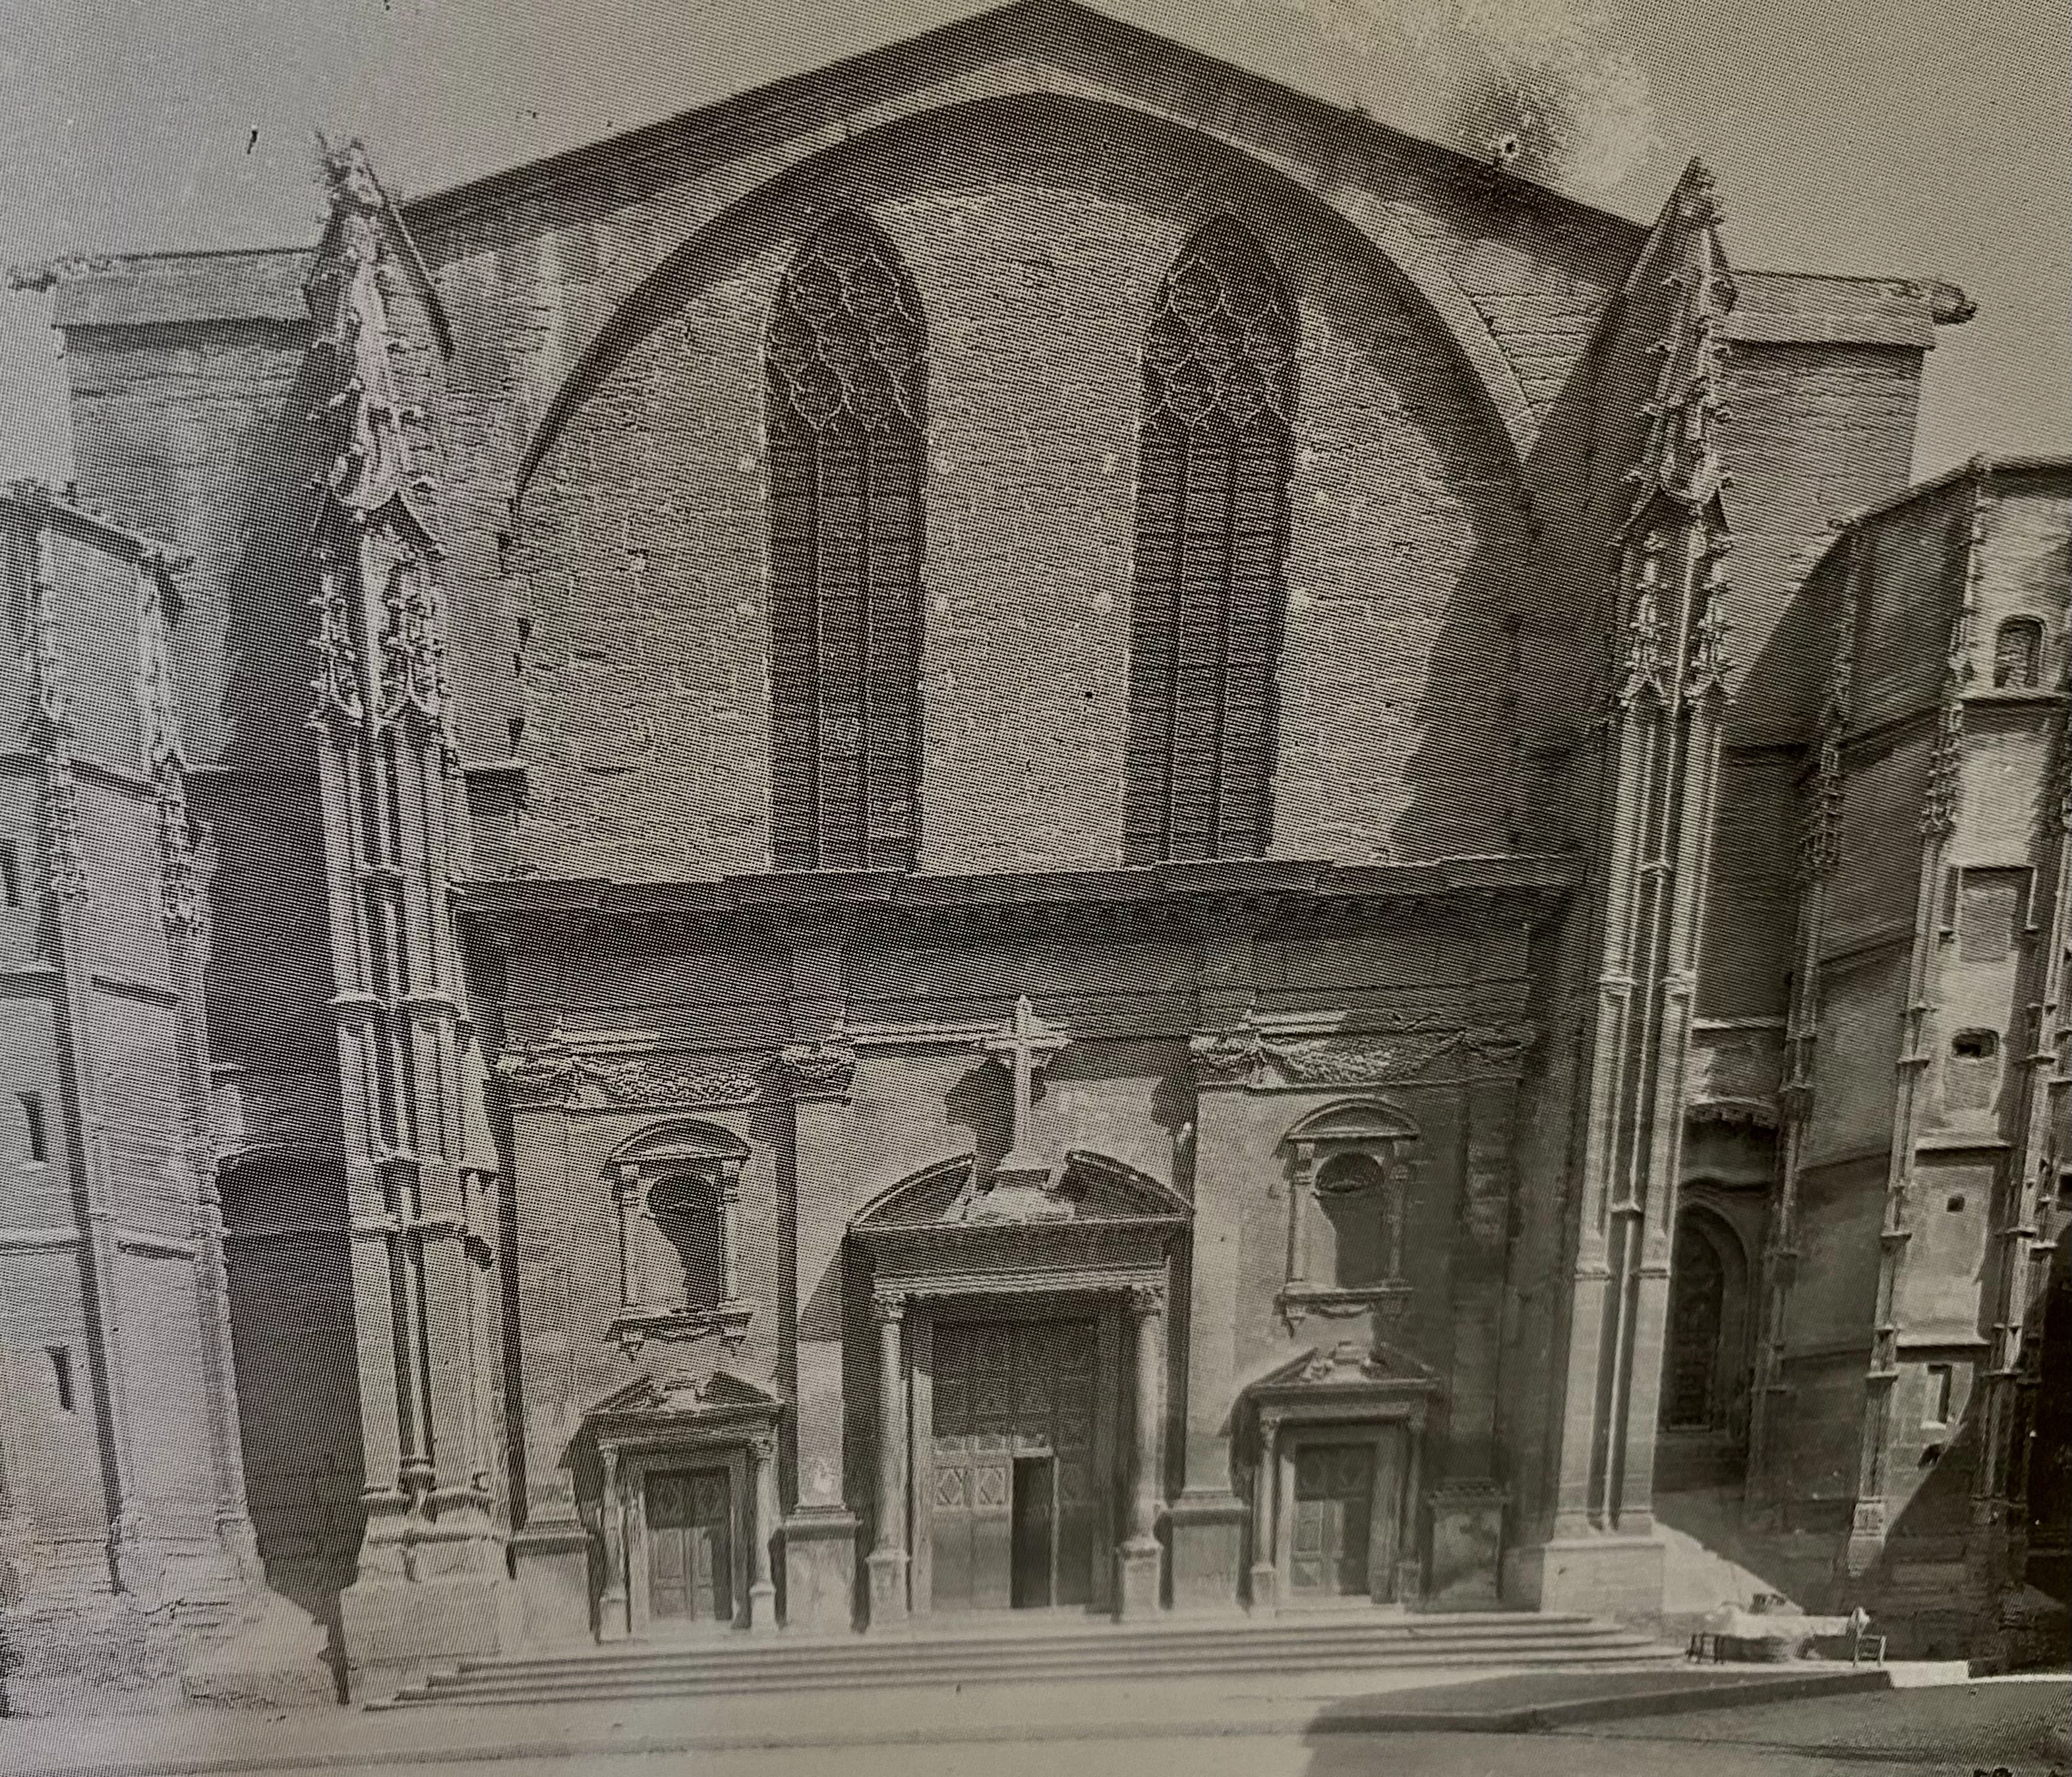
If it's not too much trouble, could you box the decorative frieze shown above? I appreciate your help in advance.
[493,1034,767,1111]
[1189,1014,1537,1090]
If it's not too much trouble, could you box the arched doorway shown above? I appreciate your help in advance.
[1658,1204,1754,1492]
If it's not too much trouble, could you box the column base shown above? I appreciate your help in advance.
[782,1507,859,1633]
[510,1523,598,1648]
[1502,1533,1664,1631]
[1248,1561,1279,1616]
[748,1579,779,1632]
[1166,1492,1248,1613]
[866,1548,909,1627]
[339,1567,518,1700]
[1116,1536,1164,1619]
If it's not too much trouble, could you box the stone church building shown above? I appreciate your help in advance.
[1,0,2065,1709]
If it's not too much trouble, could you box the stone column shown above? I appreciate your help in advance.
[1249,1416,1279,1614]
[1171,1053,1254,1610]
[748,1435,778,1631]
[778,999,859,1633]
[597,1445,627,1641]
[1118,1283,1166,1618]
[865,1287,908,1626]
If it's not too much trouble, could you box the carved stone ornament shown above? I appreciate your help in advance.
[777,1030,858,1098]
[608,1302,752,1356]
[494,1034,765,1110]
[1191,1015,1537,1089]
[45,755,87,900]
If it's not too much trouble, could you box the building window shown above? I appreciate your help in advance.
[1949,1028,2002,1114]
[48,1345,74,1413]
[765,210,926,872]
[1923,1363,1955,1428]
[20,1091,47,1163]
[1124,218,1297,864]
[1314,1151,1391,1289]
[1993,617,2044,689]
[647,1173,726,1312]
[1,840,18,909]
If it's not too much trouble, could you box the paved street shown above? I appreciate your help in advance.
[1,1677,2063,1777]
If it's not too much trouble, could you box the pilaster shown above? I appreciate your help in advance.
[1513,163,1736,1622]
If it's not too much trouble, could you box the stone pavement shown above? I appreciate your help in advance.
[0,1661,1948,1777]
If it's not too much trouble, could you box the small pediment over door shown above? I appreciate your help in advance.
[852,1149,1188,1296]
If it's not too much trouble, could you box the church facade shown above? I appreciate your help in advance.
[1,0,2065,1709]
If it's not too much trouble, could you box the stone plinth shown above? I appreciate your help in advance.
[1166,1492,1248,1612]
[783,1507,860,1633]
[1427,1482,1507,1609]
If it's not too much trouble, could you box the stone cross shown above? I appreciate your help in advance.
[981,993,1066,1184]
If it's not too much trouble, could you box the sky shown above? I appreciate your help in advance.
[0,0,2065,484]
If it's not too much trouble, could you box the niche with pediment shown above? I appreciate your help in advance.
[605,1121,753,1353]
[1278,1099,1419,1334]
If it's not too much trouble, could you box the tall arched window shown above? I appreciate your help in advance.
[765,212,926,871]
[1124,219,1297,865]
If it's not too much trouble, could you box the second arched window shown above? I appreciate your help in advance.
[765,212,927,871]
[1124,219,1298,865]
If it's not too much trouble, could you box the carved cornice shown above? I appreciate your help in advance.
[1189,1014,1538,1090]
[1687,1097,1781,1132]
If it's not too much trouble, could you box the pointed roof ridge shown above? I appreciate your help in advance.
[1612,156,1736,535]
[392,0,1651,239]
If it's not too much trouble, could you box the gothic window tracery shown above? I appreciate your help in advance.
[765,211,927,871]
[1124,218,1297,864]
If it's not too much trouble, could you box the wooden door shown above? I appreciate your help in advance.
[1289,1442,1376,1596]
[929,1319,1098,1610]
[646,1469,733,1625]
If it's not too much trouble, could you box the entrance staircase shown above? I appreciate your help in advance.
[376,1610,1680,1708]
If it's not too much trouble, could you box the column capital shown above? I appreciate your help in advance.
[872,1285,908,1323]
[1127,1280,1166,1319]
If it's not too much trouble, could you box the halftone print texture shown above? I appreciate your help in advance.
[0,0,2065,1755]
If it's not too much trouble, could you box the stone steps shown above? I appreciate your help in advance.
[378,1612,1678,1708]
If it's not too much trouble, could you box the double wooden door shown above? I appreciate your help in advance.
[927,1318,1102,1612]
[645,1467,733,1625]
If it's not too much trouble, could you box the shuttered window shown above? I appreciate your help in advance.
[1124,219,1297,865]
[765,212,926,871]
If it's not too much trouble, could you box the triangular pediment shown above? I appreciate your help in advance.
[854,1149,1189,1229]
[1251,1339,1440,1398]
[585,1368,781,1425]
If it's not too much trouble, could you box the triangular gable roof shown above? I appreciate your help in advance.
[398,0,1639,239]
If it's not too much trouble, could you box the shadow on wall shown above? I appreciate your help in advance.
[218,1154,365,1702]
